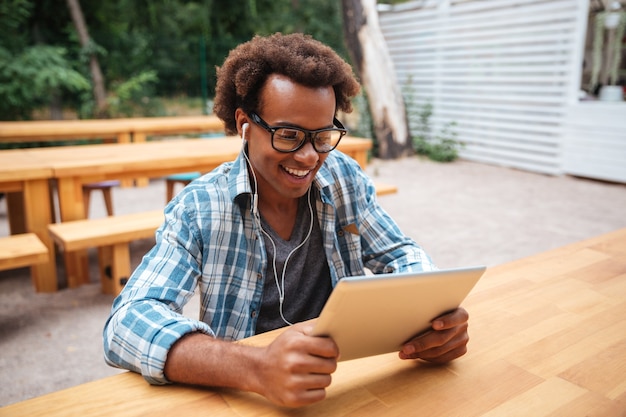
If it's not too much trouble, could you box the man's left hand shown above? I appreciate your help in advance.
[399,307,469,363]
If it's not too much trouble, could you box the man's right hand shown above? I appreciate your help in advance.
[164,322,339,409]
[253,322,339,407]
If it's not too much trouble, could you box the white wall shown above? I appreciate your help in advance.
[379,0,590,175]
[563,102,626,182]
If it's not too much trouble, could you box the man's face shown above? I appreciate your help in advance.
[246,74,336,204]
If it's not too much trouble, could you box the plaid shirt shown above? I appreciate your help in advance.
[103,149,435,384]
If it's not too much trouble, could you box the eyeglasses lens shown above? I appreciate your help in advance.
[272,128,342,152]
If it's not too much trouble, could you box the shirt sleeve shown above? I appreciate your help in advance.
[103,202,214,385]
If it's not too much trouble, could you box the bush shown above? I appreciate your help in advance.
[411,102,462,162]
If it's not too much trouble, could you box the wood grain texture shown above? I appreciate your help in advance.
[5,183,623,417]
[0,233,48,271]
[3,228,625,416]
[0,115,224,142]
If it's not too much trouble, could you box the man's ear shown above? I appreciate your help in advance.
[234,108,249,138]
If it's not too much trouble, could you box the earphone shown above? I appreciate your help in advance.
[240,122,256,211]
[240,132,314,326]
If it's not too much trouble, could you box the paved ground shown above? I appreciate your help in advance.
[1,156,625,406]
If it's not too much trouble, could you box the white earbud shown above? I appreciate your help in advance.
[242,123,249,139]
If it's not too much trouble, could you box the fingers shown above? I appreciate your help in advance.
[399,324,469,362]
[279,324,339,360]
[432,307,469,330]
[399,308,470,363]
[260,326,339,407]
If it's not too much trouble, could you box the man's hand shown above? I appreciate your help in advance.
[254,322,339,407]
[399,307,469,363]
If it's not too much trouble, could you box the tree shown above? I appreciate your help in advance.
[0,45,91,121]
[0,0,91,121]
[341,0,412,158]
[65,0,108,117]
[0,0,351,120]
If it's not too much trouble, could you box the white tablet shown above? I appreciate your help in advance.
[311,266,486,361]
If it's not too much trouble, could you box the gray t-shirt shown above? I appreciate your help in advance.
[255,192,332,334]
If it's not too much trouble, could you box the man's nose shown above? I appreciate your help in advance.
[293,139,319,164]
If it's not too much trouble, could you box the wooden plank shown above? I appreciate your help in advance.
[0,115,224,143]
[48,210,163,252]
[374,182,398,196]
[0,233,49,271]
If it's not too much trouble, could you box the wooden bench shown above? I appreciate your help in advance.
[374,182,398,196]
[46,179,396,294]
[48,210,164,295]
[0,233,49,272]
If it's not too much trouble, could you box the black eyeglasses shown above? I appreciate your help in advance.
[249,112,347,153]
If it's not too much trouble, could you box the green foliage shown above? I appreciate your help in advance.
[411,102,462,163]
[402,74,461,162]
[591,11,626,88]
[0,0,33,44]
[0,0,348,120]
[0,45,90,120]
[104,70,161,118]
[349,91,374,139]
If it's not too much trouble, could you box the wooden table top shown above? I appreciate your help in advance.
[2,227,625,416]
[0,149,53,183]
[18,136,372,181]
[0,115,224,141]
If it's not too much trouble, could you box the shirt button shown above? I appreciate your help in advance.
[251,310,257,318]
[337,230,344,237]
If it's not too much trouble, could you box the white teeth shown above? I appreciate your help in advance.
[284,166,310,177]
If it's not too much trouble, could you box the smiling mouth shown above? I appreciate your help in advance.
[282,166,311,178]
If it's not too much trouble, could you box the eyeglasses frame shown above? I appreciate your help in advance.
[248,112,347,153]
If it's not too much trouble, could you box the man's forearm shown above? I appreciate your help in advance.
[164,332,265,394]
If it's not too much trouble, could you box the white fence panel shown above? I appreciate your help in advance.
[379,0,588,174]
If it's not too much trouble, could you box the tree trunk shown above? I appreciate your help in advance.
[65,0,108,117]
[49,92,64,120]
[341,0,412,158]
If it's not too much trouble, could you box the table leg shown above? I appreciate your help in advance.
[352,150,368,169]
[23,179,58,292]
[57,177,90,287]
[117,132,136,188]
[131,132,149,187]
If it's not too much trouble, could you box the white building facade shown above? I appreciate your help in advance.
[378,0,626,182]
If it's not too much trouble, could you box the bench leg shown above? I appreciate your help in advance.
[98,243,131,295]
[6,192,26,235]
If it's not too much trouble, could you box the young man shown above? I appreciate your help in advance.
[103,33,469,408]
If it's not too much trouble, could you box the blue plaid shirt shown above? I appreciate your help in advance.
[103,149,435,384]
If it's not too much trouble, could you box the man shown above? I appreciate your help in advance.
[103,33,469,408]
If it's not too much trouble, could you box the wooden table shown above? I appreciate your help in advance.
[0,115,224,144]
[6,137,371,290]
[2,228,624,415]
[0,115,226,187]
[0,151,56,291]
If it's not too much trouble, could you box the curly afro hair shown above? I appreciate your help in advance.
[214,33,361,134]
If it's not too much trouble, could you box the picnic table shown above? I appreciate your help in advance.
[0,115,225,186]
[0,136,373,291]
[0,151,56,291]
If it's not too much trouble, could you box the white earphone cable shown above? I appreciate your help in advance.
[240,134,314,326]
